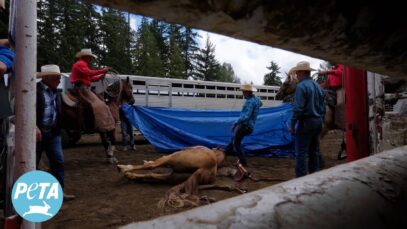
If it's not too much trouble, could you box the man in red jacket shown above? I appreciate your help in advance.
[319,64,343,90]
[71,49,118,163]
[71,48,110,87]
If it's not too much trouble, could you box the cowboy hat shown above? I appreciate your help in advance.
[290,61,316,72]
[240,83,257,92]
[75,48,97,59]
[37,64,64,78]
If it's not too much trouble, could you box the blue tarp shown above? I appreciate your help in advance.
[122,103,295,158]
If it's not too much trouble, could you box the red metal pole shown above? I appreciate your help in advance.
[344,67,370,162]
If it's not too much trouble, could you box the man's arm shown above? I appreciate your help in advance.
[75,61,109,77]
[234,100,255,126]
[290,85,306,129]
[320,66,342,77]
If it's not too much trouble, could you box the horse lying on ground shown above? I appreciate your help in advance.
[118,146,287,208]
[117,146,246,207]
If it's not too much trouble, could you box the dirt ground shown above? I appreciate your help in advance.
[43,130,345,229]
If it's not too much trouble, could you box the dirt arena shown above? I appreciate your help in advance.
[43,130,345,229]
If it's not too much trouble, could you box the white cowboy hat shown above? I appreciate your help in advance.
[290,61,316,72]
[36,64,64,78]
[240,83,257,92]
[75,48,97,59]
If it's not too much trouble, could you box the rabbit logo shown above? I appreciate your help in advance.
[12,171,63,222]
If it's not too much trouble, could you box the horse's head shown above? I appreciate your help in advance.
[121,77,135,105]
[276,72,298,100]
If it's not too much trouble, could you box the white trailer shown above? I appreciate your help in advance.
[61,74,282,110]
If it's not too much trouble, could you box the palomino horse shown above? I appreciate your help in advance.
[60,77,135,161]
[276,73,346,160]
[118,146,239,208]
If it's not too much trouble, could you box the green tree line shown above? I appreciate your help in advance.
[35,0,240,83]
[1,0,289,86]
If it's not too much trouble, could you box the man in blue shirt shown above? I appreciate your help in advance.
[288,61,325,177]
[36,65,75,201]
[225,84,262,166]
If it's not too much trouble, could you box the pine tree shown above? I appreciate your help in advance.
[58,0,88,71]
[99,8,134,73]
[149,19,168,76]
[194,35,220,81]
[217,63,240,83]
[133,17,164,77]
[181,27,200,79]
[82,3,104,63]
[167,24,185,78]
[263,61,282,86]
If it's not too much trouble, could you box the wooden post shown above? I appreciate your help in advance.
[13,0,37,228]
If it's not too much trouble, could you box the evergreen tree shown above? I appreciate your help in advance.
[263,61,282,86]
[149,19,168,76]
[194,35,220,81]
[82,3,104,62]
[181,27,200,79]
[133,17,164,76]
[37,0,63,70]
[58,0,88,71]
[167,24,185,78]
[217,62,240,83]
[99,8,133,73]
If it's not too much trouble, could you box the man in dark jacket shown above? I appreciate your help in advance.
[288,61,325,177]
[36,64,75,201]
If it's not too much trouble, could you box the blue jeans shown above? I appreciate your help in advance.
[295,117,322,177]
[225,124,252,166]
[36,131,64,188]
[120,116,134,146]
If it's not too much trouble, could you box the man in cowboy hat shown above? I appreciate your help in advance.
[70,48,110,87]
[224,83,262,166]
[288,61,325,177]
[70,48,118,163]
[36,64,75,201]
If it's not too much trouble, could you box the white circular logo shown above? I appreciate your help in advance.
[11,171,63,222]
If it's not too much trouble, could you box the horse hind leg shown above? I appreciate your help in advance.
[117,156,171,173]
[124,171,172,181]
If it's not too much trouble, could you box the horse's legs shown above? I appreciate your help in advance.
[100,132,109,150]
[107,130,116,146]
[100,130,118,163]
[117,155,171,173]
[124,171,172,181]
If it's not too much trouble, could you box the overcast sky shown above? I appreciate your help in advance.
[197,31,325,85]
[129,15,326,85]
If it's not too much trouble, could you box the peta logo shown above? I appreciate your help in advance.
[12,171,63,222]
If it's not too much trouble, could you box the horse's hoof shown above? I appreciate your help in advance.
[117,164,130,173]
